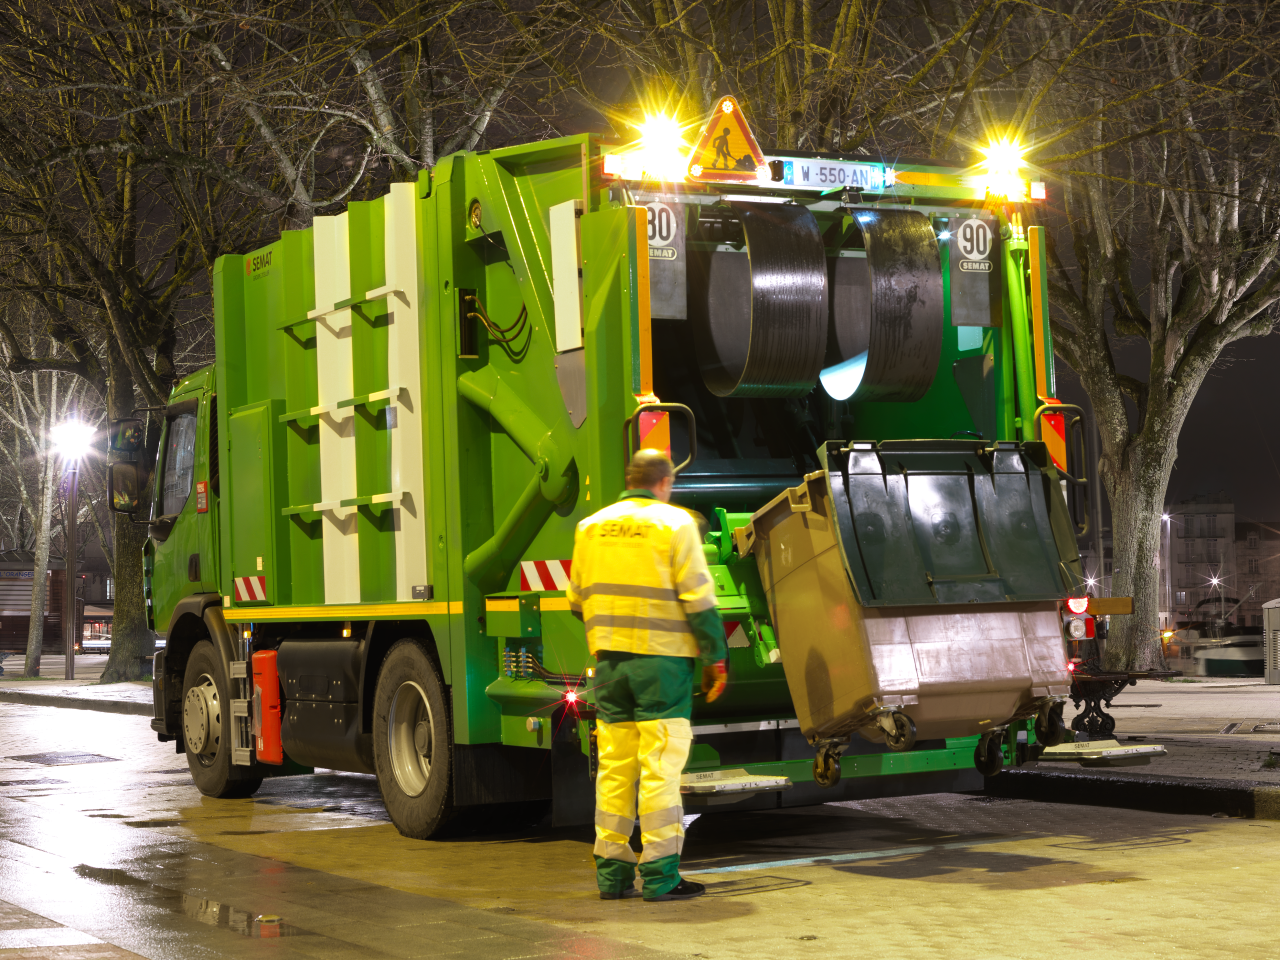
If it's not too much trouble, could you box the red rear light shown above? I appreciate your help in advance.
[1084,616,1095,639]
[1067,661,1076,672]
[1066,597,1089,615]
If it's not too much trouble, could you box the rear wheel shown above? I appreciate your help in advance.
[373,640,455,838]
[1034,702,1066,747]
[182,640,262,799]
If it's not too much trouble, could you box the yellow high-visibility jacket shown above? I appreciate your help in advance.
[568,490,726,662]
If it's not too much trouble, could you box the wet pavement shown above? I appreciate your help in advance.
[5,701,1280,959]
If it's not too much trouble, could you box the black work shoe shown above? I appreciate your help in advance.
[643,879,705,902]
[599,887,641,900]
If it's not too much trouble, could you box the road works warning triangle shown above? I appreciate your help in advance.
[687,97,766,184]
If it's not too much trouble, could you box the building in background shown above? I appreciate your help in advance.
[1158,493,1255,627]
[1232,520,1280,627]
[0,553,65,655]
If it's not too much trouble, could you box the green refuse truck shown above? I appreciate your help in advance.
[108,103,1097,837]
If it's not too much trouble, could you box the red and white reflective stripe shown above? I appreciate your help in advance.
[519,560,572,592]
[233,576,267,602]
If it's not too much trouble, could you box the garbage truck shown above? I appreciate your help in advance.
[108,99,1100,837]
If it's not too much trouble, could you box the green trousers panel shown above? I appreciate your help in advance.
[595,854,682,898]
[593,652,695,723]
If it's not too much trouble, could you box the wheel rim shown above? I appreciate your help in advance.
[183,673,221,766]
[389,680,434,797]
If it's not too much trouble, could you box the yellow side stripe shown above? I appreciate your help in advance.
[223,600,461,622]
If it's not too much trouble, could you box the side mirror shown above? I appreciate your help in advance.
[108,461,141,514]
[109,418,143,455]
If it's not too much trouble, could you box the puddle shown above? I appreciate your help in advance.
[6,752,119,765]
[74,864,306,938]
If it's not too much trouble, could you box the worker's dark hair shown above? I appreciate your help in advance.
[626,449,675,490]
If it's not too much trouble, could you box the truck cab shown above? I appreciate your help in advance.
[145,369,220,640]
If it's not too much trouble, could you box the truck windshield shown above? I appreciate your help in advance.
[161,413,198,516]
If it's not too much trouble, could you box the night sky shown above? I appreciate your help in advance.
[1054,331,1280,524]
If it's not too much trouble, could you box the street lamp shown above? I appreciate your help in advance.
[50,420,94,680]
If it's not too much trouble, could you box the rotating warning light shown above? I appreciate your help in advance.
[980,136,1027,200]
[602,114,689,182]
[1066,597,1089,615]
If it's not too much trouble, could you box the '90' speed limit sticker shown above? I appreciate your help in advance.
[956,218,993,272]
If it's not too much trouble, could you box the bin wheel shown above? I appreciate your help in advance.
[883,712,917,753]
[973,732,1005,777]
[813,747,842,788]
[1035,703,1066,748]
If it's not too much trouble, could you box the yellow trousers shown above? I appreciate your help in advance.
[593,717,692,891]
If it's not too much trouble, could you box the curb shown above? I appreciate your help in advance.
[986,767,1280,820]
[0,689,152,717]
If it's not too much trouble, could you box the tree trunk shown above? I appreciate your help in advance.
[1102,453,1171,672]
[23,451,57,677]
[101,513,151,682]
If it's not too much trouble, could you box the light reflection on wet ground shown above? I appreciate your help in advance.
[4,702,1280,960]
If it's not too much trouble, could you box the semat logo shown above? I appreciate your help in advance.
[246,250,273,275]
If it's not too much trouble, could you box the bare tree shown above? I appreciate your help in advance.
[900,1,1280,668]
[0,0,272,680]
[0,319,89,676]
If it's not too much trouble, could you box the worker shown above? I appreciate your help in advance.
[568,449,728,902]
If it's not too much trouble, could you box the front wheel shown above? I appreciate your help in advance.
[182,640,262,799]
[373,640,455,838]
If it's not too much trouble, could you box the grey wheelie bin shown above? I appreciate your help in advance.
[735,440,1078,780]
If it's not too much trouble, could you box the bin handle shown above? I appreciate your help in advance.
[625,403,697,474]
[786,485,812,514]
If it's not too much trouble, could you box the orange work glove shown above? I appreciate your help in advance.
[701,660,728,702]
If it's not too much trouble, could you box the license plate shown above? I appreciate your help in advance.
[774,159,884,191]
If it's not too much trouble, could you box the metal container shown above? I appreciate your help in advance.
[741,441,1074,748]
[1262,598,1280,683]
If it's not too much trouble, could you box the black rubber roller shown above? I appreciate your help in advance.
[822,208,943,403]
[690,202,828,397]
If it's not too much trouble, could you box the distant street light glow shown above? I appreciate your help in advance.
[50,420,94,461]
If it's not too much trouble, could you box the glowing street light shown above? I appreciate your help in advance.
[50,420,95,461]
[51,419,94,680]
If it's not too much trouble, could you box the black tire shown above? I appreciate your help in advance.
[373,639,456,839]
[1034,703,1066,748]
[884,712,917,752]
[973,732,1005,777]
[182,640,262,799]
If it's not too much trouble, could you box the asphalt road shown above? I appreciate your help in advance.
[3,702,1280,960]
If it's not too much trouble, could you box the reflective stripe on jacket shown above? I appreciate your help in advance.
[568,491,718,659]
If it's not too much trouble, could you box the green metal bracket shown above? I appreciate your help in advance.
[485,594,541,638]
